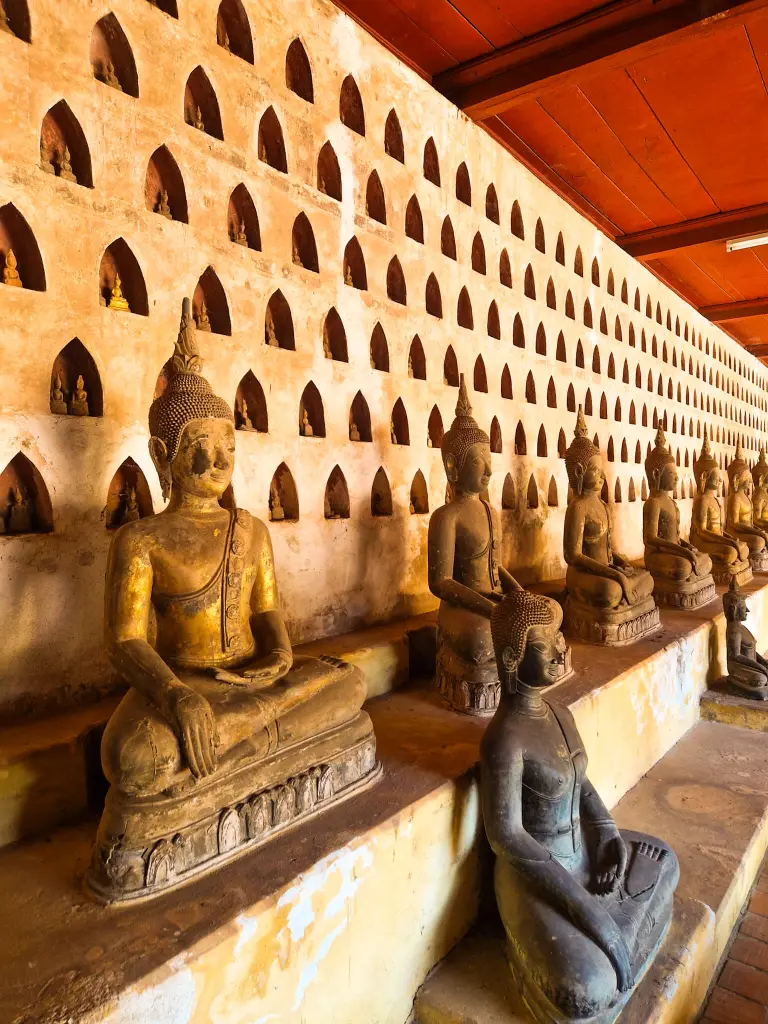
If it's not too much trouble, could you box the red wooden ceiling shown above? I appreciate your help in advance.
[333,0,768,360]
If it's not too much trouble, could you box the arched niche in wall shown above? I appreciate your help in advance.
[90,13,139,96]
[485,183,499,224]
[322,308,348,362]
[0,452,53,534]
[443,346,459,387]
[0,203,45,291]
[555,232,565,265]
[228,183,260,249]
[148,0,177,16]
[105,457,153,529]
[471,232,486,275]
[265,290,294,349]
[285,38,313,101]
[408,336,426,380]
[410,471,429,515]
[511,199,524,239]
[558,428,567,457]
[526,372,536,404]
[574,247,584,277]
[366,170,386,224]
[144,145,188,223]
[1,0,30,40]
[99,238,148,314]
[499,249,512,288]
[537,427,547,457]
[455,162,471,205]
[39,100,93,187]
[427,405,444,448]
[384,108,404,162]
[50,338,103,416]
[556,332,566,362]
[299,382,325,437]
[457,286,473,330]
[527,475,539,509]
[387,256,406,304]
[258,107,287,172]
[490,417,502,454]
[536,323,547,356]
[343,237,367,290]
[216,0,253,64]
[425,273,442,318]
[193,266,230,335]
[184,67,223,140]
[547,378,557,408]
[423,137,440,185]
[501,364,513,400]
[390,398,409,445]
[324,466,349,520]
[269,463,298,521]
[546,277,556,310]
[317,141,341,200]
[534,218,545,253]
[405,196,423,242]
[513,313,524,349]
[370,323,389,372]
[502,473,516,511]
[234,370,267,432]
[565,291,575,319]
[547,477,558,507]
[349,391,372,442]
[487,301,500,339]
[524,265,536,300]
[473,356,488,393]
[291,213,318,272]
[371,468,392,517]
[340,75,365,135]
[514,422,526,456]
[441,216,457,260]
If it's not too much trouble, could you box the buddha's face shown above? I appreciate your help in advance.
[516,626,564,688]
[172,418,235,499]
[735,470,750,493]
[704,467,720,492]
[455,442,492,495]
[758,472,768,490]
[582,454,604,494]
[728,597,748,622]
[659,463,678,492]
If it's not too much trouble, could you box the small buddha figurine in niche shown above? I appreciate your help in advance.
[121,487,140,524]
[195,300,212,332]
[193,105,205,132]
[344,264,353,287]
[753,449,768,531]
[8,486,33,533]
[58,145,77,183]
[50,372,68,415]
[690,429,751,586]
[235,396,254,431]
[3,249,22,288]
[349,420,360,442]
[102,58,122,91]
[40,140,55,174]
[643,425,715,608]
[563,407,659,645]
[69,374,89,417]
[408,354,414,378]
[265,306,279,347]
[292,238,303,268]
[723,578,768,701]
[727,442,768,572]
[301,408,313,437]
[481,586,679,1023]
[156,190,172,220]
[87,299,379,902]
[234,221,248,247]
[429,375,571,716]
[269,480,285,522]
[108,273,130,312]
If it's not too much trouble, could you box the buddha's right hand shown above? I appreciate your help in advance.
[604,929,633,992]
[169,688,218,779]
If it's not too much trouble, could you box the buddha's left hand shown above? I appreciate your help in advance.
[215,651,292,689]
[595,828,628,894]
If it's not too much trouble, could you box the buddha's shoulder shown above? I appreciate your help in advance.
[429,501,455,527]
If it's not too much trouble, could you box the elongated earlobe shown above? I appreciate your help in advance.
[149,436,172,501]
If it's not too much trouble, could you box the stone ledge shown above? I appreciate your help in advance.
[701,682,768,732]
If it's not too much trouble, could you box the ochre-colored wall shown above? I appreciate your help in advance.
[0,0,766,718]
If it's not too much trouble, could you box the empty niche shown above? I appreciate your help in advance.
[299,382,325,437]
[441,217,457,259]
[526,372,536,404]
[90,14,139,96]
[622,279,629,303]
[423,138,440,185]
[457,287,473,329]
[193,267,230,335]
[1,0,30,40]
[343,237,367,289]
[599,393,607,419]
[567,384,575,412]
[565,291,575,319]
[574,247,584,276]
[485,183,500,224]
[99,239,148,314]
[390,398,409,445]
[387,256,406,304]
[410,470,429,514]
[258,107,287,172]
[546,277,556,309]
[500,249,512,288]
[366,171,386,224]
[427,406,444,448]
[592,347,601,374]
[443,346,459,386]
[50,338,103,416]
[184,67,223,140]
[614,397,621,420]
[317,142,342,200]
[537,427,547,457]
[490,417,502,454]
[265,290,294,349]
[384,109,404,162]
[269,463,299,521]
[599,309,608,335]
[291,213,318,272]
[426,273,442,318]
[628,478,636,502]
[556,332,566,362]
[583,299,593,328]
[502,474,516,510]
[487,301,500,339]
[474,356,488,393]
[405,196,424,242]
[536,323,546,356]
[547,477,558,506]
[216,0,253,62]
[370,323,389,371]
[527,475,539,509]
[228,183,260,249]
[324,466,349,520]
[558,428,567,456]
[408,336,426,379]
[555,232,565,265]
[340,75,365,135]
[322,308,348,361]
[547,378,556,408]
[105,457,153,529]
[371,468,392,517]
[614,316,622,341]
[575,341,584,368]
[606,436,614,460]
[501,364,513,399]
[39,100,93,187]
[455,162,471,205]
[0,203,46,291]
[513,313,525,349]
[534,218,545,253]
[145,145,188,223]
[349,392,372,442]
[524,265,536,299]
[511,200,524,239]
[591,257,600,287]
[620,438,628,461]
[234,370,267,432]
[514,422,527,455]
[471,232,486,274]
[646,296,653,318]
[0,453,53,534]
[285,38,313,100]
[584,389,593,416]
[614,479,622,503]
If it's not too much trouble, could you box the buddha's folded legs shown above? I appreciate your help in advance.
[645,551,695,582]
[741,533,767,554]
[566,568,623,609]
[730,663,768,691]
[693,537,743,564]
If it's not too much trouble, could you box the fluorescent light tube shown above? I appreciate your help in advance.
[726,232,768,252]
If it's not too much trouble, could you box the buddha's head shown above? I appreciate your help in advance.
[441,374,491,496]
[727,442,751,495]
[564,407,603,496]
[149,299,234,501]
[723,576,748,623]
[753,448,768,491]
[645,425,677,493]
[693,429,720,495]
[491,586,565,691]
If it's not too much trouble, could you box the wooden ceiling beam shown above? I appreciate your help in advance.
[744,344,768,357]
[618,203,768,258]
[701,297,768,322]
[434,0,768,119]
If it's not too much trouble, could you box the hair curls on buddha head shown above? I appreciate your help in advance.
[490,586,562,686]
[564,406,599,494]
[441,373,490,477]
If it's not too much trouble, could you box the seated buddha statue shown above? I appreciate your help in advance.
[690,429,751,587]
[723,578,768,701]
[87,299,379,903]
[481,586,679,1023]
[752,449,768,532]
[428,376,570,715]
[643,426,714,608]
[563,408,659,645]
[727,442,768,572]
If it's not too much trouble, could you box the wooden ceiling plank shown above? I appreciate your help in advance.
[619,203,768,258]
[497,0,607,39]
[649,251,730,306]
[701,297,768,321]
[388,0,494,64]
[446,0,523,48]
[331,0,456,76]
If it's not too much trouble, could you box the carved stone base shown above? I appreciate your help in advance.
[564,594,660,646]
[651,572,717,609]
[86,711,380,904]
[750,548,768,573]
[710,560,752,587]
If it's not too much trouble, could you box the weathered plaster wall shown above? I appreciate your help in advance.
[1,0,767,716]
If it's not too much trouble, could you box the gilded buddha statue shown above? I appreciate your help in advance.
[690,429,751,586]
[87,300,379,903]
[429,376,570,715]
[563,408,659,645]
[642,426,714,608]
[752,448,768,532]
[481,586,679,1023]
[723,578,768,701]
[726,442,768,572]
